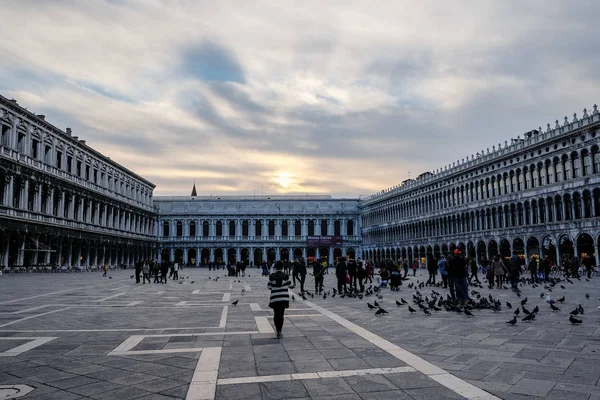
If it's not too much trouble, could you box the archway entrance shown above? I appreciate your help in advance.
[559,235,574,261]
[293,248,303,261]
[174,248,184,264]
[201,249,210,265]
[253,248,263,266]
[318,247,328,262]
[187,249,196,266]
[526,237,540,259]
[488,240,498,258]
[513,238,525,256]
[441,244,448,257]
[267,248,276,263]
[333,248,342,261]
[499,239,511,258]
[280,248,290,262]
[347,248,355,259]
[307,248,316,259]
[241,248,250,264]
[542,237,556,264]
[227,248,237,264]
[477,241,486,261]
[576,233,594,261]
[214,248,223,264]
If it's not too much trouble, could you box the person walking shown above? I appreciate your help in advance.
[313,260,324,294]
[426,256,437,285]
[356,259,366,292]
[295,259,307,293]
[135,260,142,283]
[268,261,291,339]
[508,252,521,290]
[102,264,108,277]
[438,256,448,288]
[173,262,179,280]
[528,256,538,283]
[347,258,357,290]
[583,254,594,279]
[570,256,580,279]
[411,260,418,276]
[491,255,507,288]
[142,262,150,284]
[448,249,469,305]
[335,257,348,294]
[402,259,409,278]
[468,257,480,284]
[161,261,169,284]
[365,261,373,284]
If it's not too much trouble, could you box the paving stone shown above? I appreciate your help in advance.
[260,380,309,400]
[302,377,356,397]
[68,380,124,396]
[383,372,440,390]
[404,386,465,399]
[216,382,262,400]
[342,374,398,393]
[48,375,102,390]
[358,390,412,400]
[90,386,153,399]
[510,377,555,397]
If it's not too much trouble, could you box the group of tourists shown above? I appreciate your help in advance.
[133,260,180,284]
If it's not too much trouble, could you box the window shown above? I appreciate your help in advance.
[229,220,235,237]
[308,220,315,236]
[189,221,196,236]
[31,139,39,159]
[216,221,223,237]
[268,220,275,237]
[255,220,261,237]
[17,132,26,153]
[176,221,183,237]
[334,220,341,236]
[163,221,169,236]
[76,161,82,177]
[203,221,209,237]
[242,220,249,237]
[56,151,62,169]
[347,220,354,236]
[281,220,288,236]
[93,169,98,184]
[1,124,9,146]
[295,220,302,236]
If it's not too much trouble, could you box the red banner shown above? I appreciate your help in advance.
[306,235,343,246]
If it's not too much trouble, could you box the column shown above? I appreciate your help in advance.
[570,196,576,220]
[170,248,174,262]
[329,247,334,264]
[75,241,82,267]
[210,248,215,263]
[301,219,307,236]
[196,247,201,266]
[236,247,241,263]
[32,235,39,265]
[275,220,282,237]
[17,234,25,265]
[184,248,188,265]
[21,179,29,209]
[328,219,334,235]
[5,174,14,206]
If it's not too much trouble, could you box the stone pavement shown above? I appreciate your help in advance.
[0,268,597,400]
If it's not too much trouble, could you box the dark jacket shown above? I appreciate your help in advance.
[347,260,357,276]
[509,255,521,274]
[335,260,347,278]
[448,256,468,278]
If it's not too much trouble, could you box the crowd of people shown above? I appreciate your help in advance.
[131,260,182,284]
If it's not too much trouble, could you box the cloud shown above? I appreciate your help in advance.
[0,0,598,197]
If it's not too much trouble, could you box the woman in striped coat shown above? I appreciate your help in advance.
[268,261,291,339]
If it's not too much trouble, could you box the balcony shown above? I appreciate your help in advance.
[157,235,362,243]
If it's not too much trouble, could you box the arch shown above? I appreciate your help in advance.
[576,233,594,260]
[227,248,237,264]
[216,221,223,237]
[526,237,540,259]
[202,220,209,237]
[161,248,170,263]
[512,238,524,256]
[229,220,236,237]
[346,247,356,259]
[467,241,475,259]
[441,244,448,256]
[477,240,487,261]
[488,240,498,257]
[187,248,197,266]
[162,221,169,237]
[542,236,556,264]
[214,248,224,264]
[174,248,184,264]
[267,248,276,263]
[201,249,210,265]
[307,248,317,259]
[433,244,440,259]
[293,248,303,260]
[558,235,574,261]
[319,247,329,261]
[241,248,250,263]
[253,248,263,266]
[280,248,290,262]
[499,239,511,258]
[176,221,183,237]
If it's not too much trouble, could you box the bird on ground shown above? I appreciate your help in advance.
[522,313,536,322]
[522,306,531,315]
[367,303,376,309]
[109,277,112,279]
[190,281,194,284]
[506,302,513,309]
[560,285,566,289]
[408,306,417,313]
[532,306,539,314]
[557,296,565,302]
[301,294,307,301]
[585,293,590,299]
[292,295,295,301]
[578,304,584,314]
[540,292,545,298]
[569,308,579,316]
[374,301,380,307]
[130,275,134,279]
[520,298,528,306]
[569,315,582,324]
[375,308,388,316]
[514,308,520,316]
[550,304,560,311]
[231,300,239,306]
[396,300,402,306]
[464,309,474,317]
[423,308,431,316]
[323,293,326,299]
[506,316,517,325]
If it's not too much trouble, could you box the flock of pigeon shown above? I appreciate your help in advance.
[280,275,597,327]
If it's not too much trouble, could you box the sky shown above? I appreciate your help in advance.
[1,0,598,197]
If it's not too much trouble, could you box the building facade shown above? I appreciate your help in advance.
[154,195,360,266]
[0,95,157,268]
[360,106,600,267]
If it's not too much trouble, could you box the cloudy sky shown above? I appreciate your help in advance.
[1,1,598,197]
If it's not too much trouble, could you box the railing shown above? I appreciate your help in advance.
[157,235,362,242]
[0,146,154,212]
[154,194,335,201]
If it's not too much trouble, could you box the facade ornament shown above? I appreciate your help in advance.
[563,116,569,127]
[583,108,589,118]
[572,113,578,123]
[555,120,560,129]
[538,126,542,135]
[504,141,508,148]
[487,148,490,154]
[593,104,598,115]
[492,145,495,151]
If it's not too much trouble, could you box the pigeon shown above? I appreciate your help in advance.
[367,303,376,309]
[560,285,566,289]
[408,306,417,313]
[578,304,584,314]
[231,300,239,306]
[190,281,194,284]
[514,308,521,316]
[506,302,512,309]
[522,313,536,322]
[506,316,517,325]
[375,308,388,316]
[130,275,134,279]
[532,306,539,314]
[374,301,380,307]
[292,295,295,301]
[396,300,402,306]
[423,308,431,316]
[569,315,582,324]
[520,298,528,306]
[400,298,408,304]
[522,306,531,315]
[569,308,579,316]
[109,277,112,279]
[550,303,560,311]
[540,292,545,298]
[585,293,590,299]
[464,309,474,317]
[557,296,565,303]
[301,294,307,301]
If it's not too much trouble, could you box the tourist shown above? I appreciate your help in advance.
[347,258,357,290]
[142,261,150,284]
[528,256,538,283]
[161,261,168,283]
[294,259,307,293]
[402,259,409,278]
[508,251,520,290]
[491,255,506,288]
[570,255,580,278]
[411,260,418,276]
[102,264,108,277]
[448,249,468,305]
[313,260,324,294]
[583,254,594,279]
[438,256,448,288]
[356,258,366,292]
[426,255,437,285]
[135,260,142,283]
[468,257,480,284]
[268,261,291,339]
[153,261,160,283]
[335,257,348,294]
[173,262,179,280]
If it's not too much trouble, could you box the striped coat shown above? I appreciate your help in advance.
[268,271,291,308]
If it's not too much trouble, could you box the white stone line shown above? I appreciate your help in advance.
[219,306,228,328]
[110,285,130,291]
[0,337,57,357]
[221,293,231,302]
[111,348,205,356]
[0,308,71,328]
[0,384,35,398]
[0,328,257,334]
[110,335,144,353]
[177,301,188,306]
[243,284,252,292]
[217,366,416,385]
[131,331,259,338]
[192,290,224,295]
[228,282,233,291]
[295,293,501,400]
[126,301,142,306]
[187,347,222,400]
[1,288,81,305]
[94,292,126,302]
[12,305,52,314]
[249,303,262,311]
[254,316,274,334]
